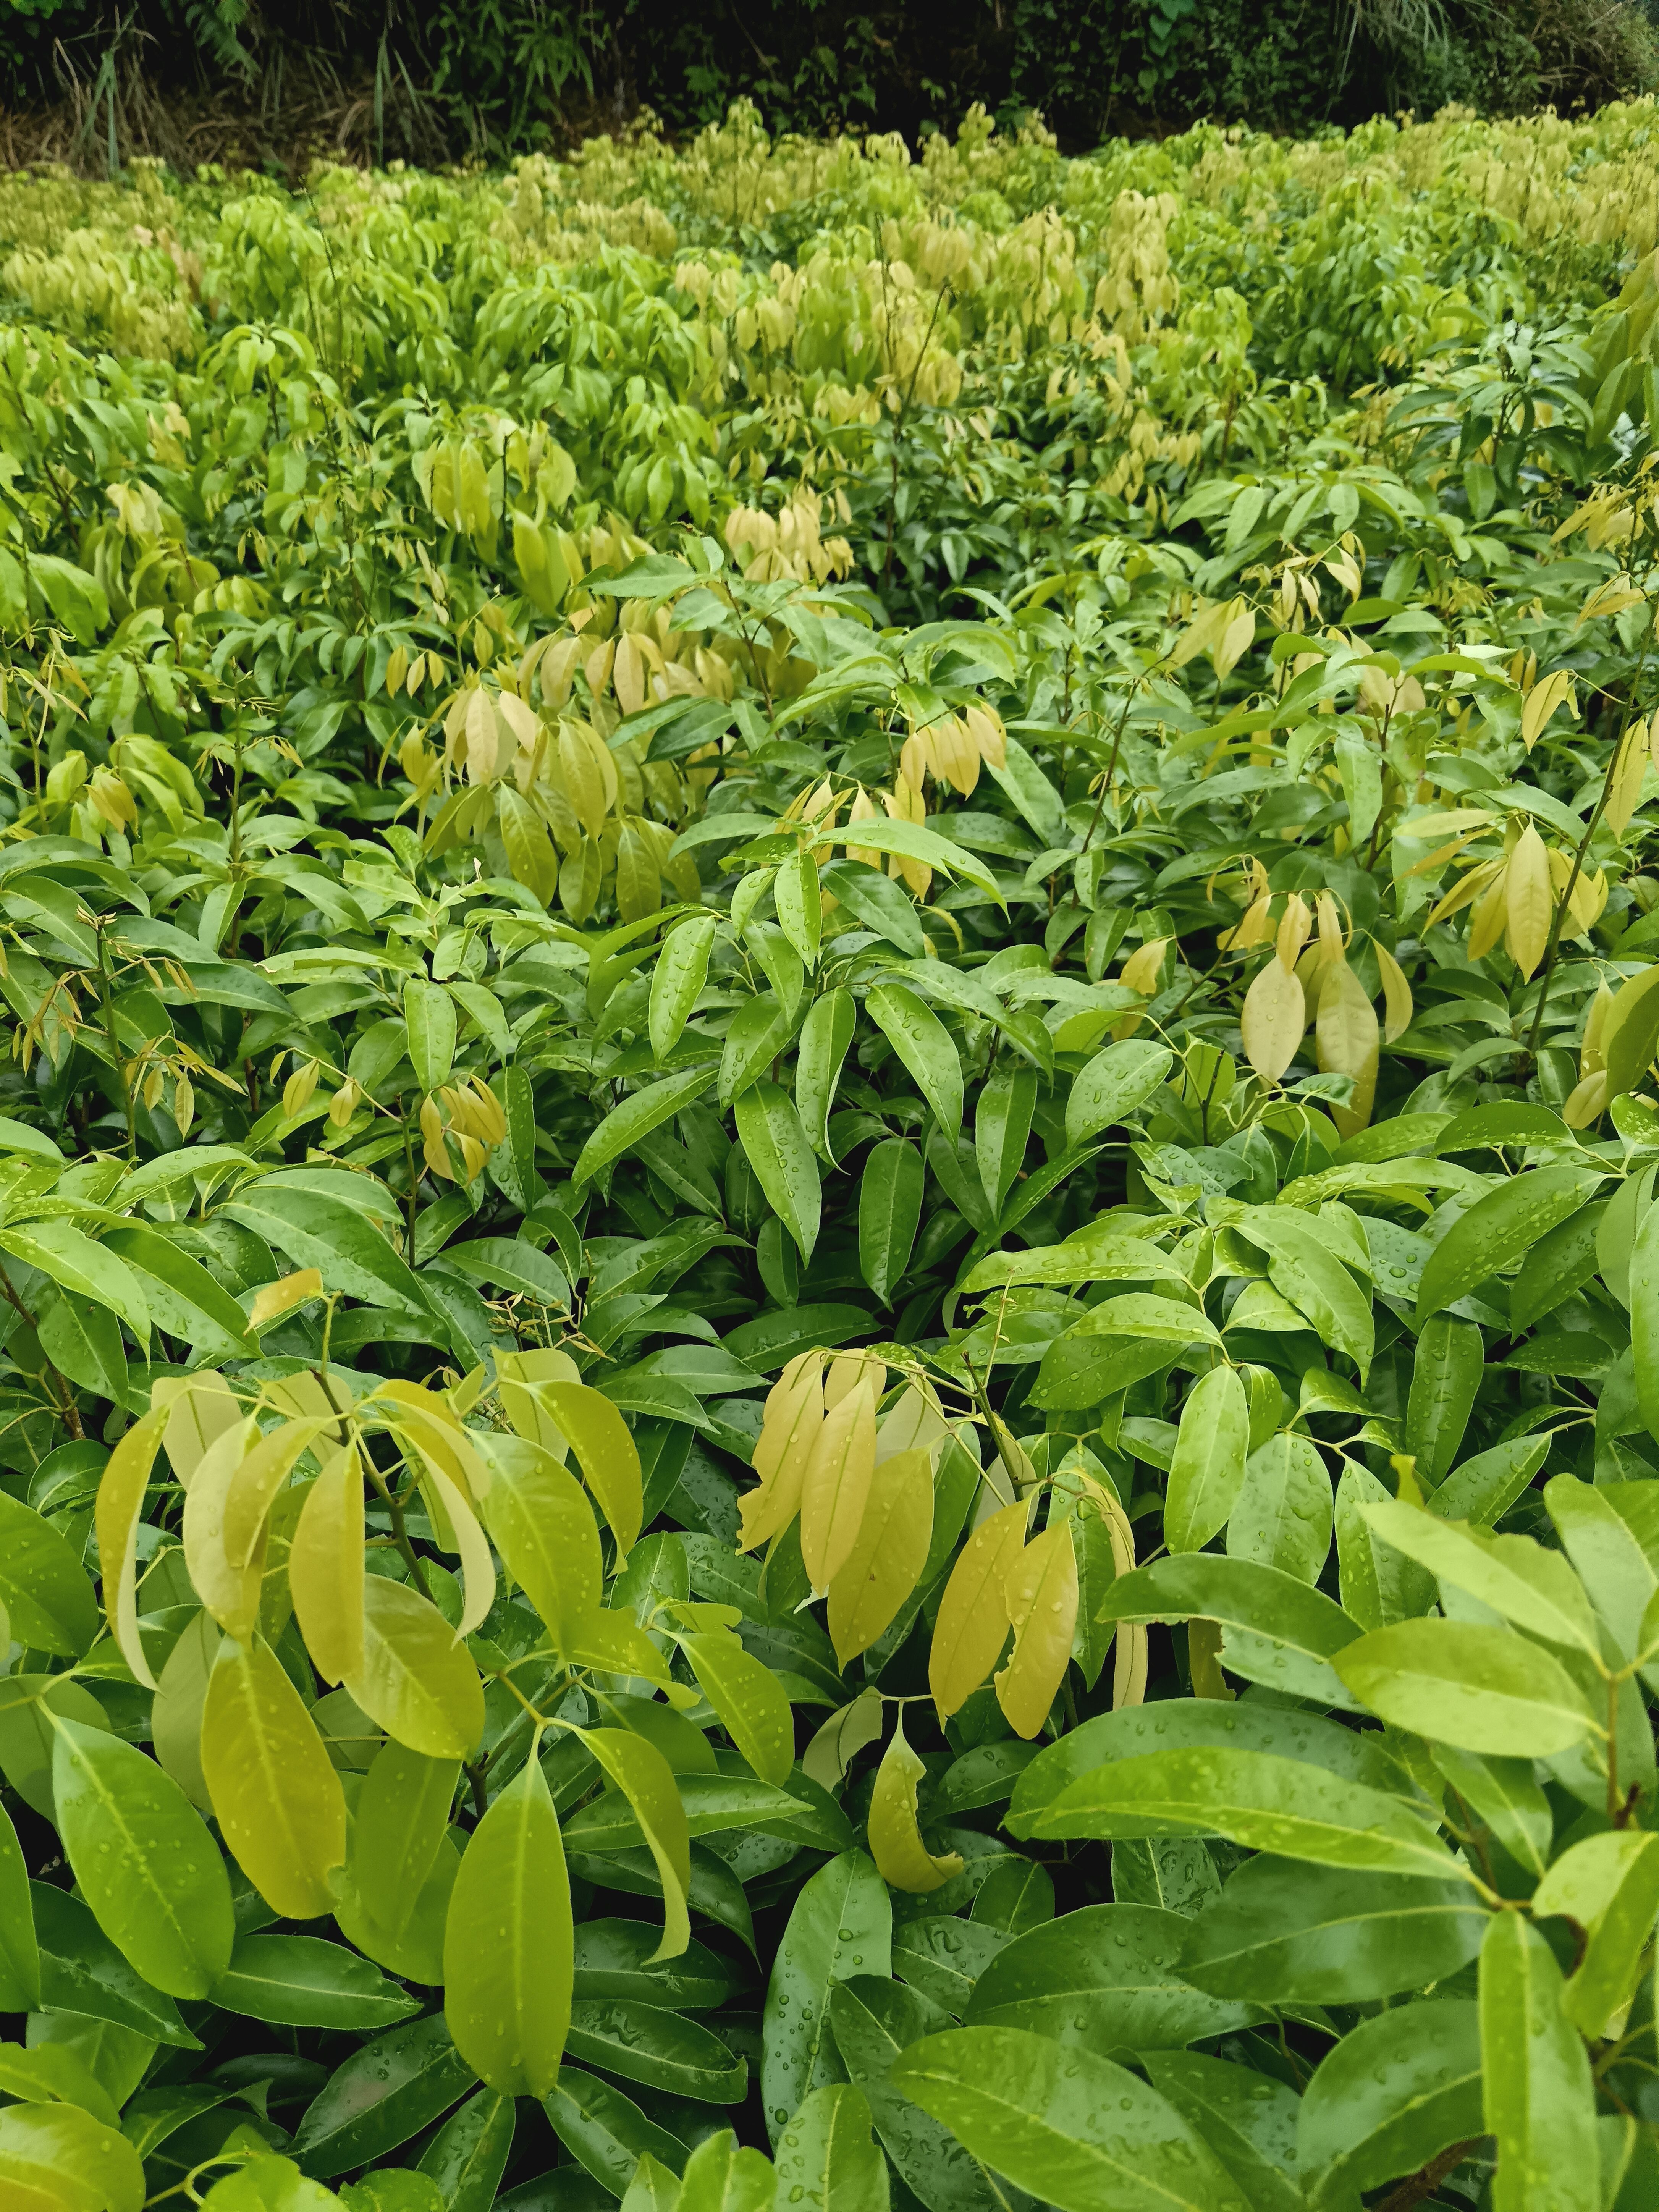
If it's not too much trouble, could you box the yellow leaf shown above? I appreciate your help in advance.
[345,1578,484,1761]
[1425,855,1503,929]
[1240,956,1305,1083]
[1466,867,1511,962]
[476,1433,601,1657]
[739,1349,826,1552]
[152,1609,219,1809]
[1504,825,1553,979]
[1275,891,1311,969]
[800,1375,878,1592]
[536,1383,642,1561]
[1564,1071,1609,1128]
[95,1410,166,1690]
[1114,1620,1149,1709]
[155,1371,243,1490]
[1605,729,1649,838]
[1119,937,1169,997]
[1315,958,1380,1138]
[928,1499,1029,1721]
[201,1635,346,1920]
[1374,939,1413,1045]
[496,1345,582,1458]
[1581,980,1614,1078]
[875,1378,949,1463]
[289,1444,366,1685]
[824,1349,889,1410]
[223,1418,333,1569]
[182,1416,265,1639]
[994,1519,1079,1740]
[868,1717,964,1893]
[826,1445,935,1667]
[408,1450,496,1638]
[580,1727,691,1962]
[247,1271,323,1331]
[1520,668,1575,749]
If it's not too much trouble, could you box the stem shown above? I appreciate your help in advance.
[1376,2142,1477,2212]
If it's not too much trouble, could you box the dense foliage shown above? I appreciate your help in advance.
[4,0,1657,166]
[8,93,1659,2212]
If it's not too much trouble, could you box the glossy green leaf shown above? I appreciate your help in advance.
[1334,1617,1594,1754]
[965,1901,1251,2048]
[1179,1856,1486,2000]
[416,2088,517,2212]
[1405,1313,1483,1484]
[735,1081,822,1260]
[50,1714,235,2001]
[773,2084,889,2212]
[1417,1165,1604,1323]
[891,2025,1247,2212]
[796,988,856,1162]
[1479,1912,1599,2212]
[857,1138,922,1304]
[1297,2000,1482,2204]
[212,1934,419,2029]
[762,1850,891,2143]
[290,2013,477,2178]
[865,983,964,1140]
[1164,1365,1248,1554]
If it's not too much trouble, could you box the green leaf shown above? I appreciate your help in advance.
[1095,1555,1364,1709]
[1430,1436,1549,1526]
[0,2100,144,2212]
[32,1883,197,2046]
[650,914,719,1062]
[1164,1366,1249,1554]
[212,1933,419,2029]
[1405,1313,1483,1484]
[675,2129,776,2212]
[1235,1209,1372,1379]
[965,1901,1250,2048]
[1546,1473,1657,1662]
[573,1065,718,1191]
[567,2000,745,2102]
[821,858,927,956]
[720,993,796,1108]
[891,2026,1247,2212]
[405,977,458,1094]
[0,1803,39,2011]
[797,988,856,1162]
[1015,1741,1460,1880]
[416,2088,517,2212]
[290,2013,477,2179]
[1357,1499,1601,1655]
[1226,1431,1331,1583]
[336,1740,458,1974]
[201,2154,343,2211]
[865,983,964,1141]
[100,1223,257,1353]
[0,1491,98,1655]
[773,2084,890,2212]
[543,2066,690,2193]
[573,1919,739,2008]
[1178,1856,1486,2000]
[1297,2000,1482,2204]
[734,1081,822,1260]
[1430,1744,1552,1878]
[1532,1831,1659,2037]
[222,1184,431,1319]
[1417,1165,1604,1323]
[1479,1913,1600,2212]
[828,1976,1002,2212]
[1139,2054,1301,2212]
[858,1138,922,1304]
[444,1754,572,2097]
[1332,1617,1594,1755]
[1064,1041,1174,1149]
[476,1433,602,1655]
[976,1062,1037,1218]
[822,817,1003,902]
[346,1575,485,1761]
[50,1714,235,2001]
[762,1850,892,2144]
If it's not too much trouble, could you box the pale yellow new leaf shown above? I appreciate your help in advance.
[289,1444,366,1685]
[496,1346,581,1458]
[95,1410,166,1689]
[345,1577,485,1761]
[1466,867,1511,962]
[929,1499,1029,1721]
[1605,730,1649,838]
[156,1371,243,1489]
[1241,956,1305,1083]
[182,1416,265,1639]
[826,1446,935,1668]
[995,1519,1079,1739]
[801,1375,878,1592]
[222,1417,333,1569]
[201,1634,346,1919]
[1504,825,1553,979]
[537,1382,642,1560]
[740,1349,825,1552]
[579,1727,691,1962]
[151,1609,219,1809]
[475,1432,601,1655]
[868,1718,963,1894]
[1315,957,1380,1138]
[247,1270,323,1331]
[444,1755,573,2095]
[875,1378,949,1463]
[1374,938,1413,1044]
[1520,668,1575,749]
[824,1349,889,1410]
